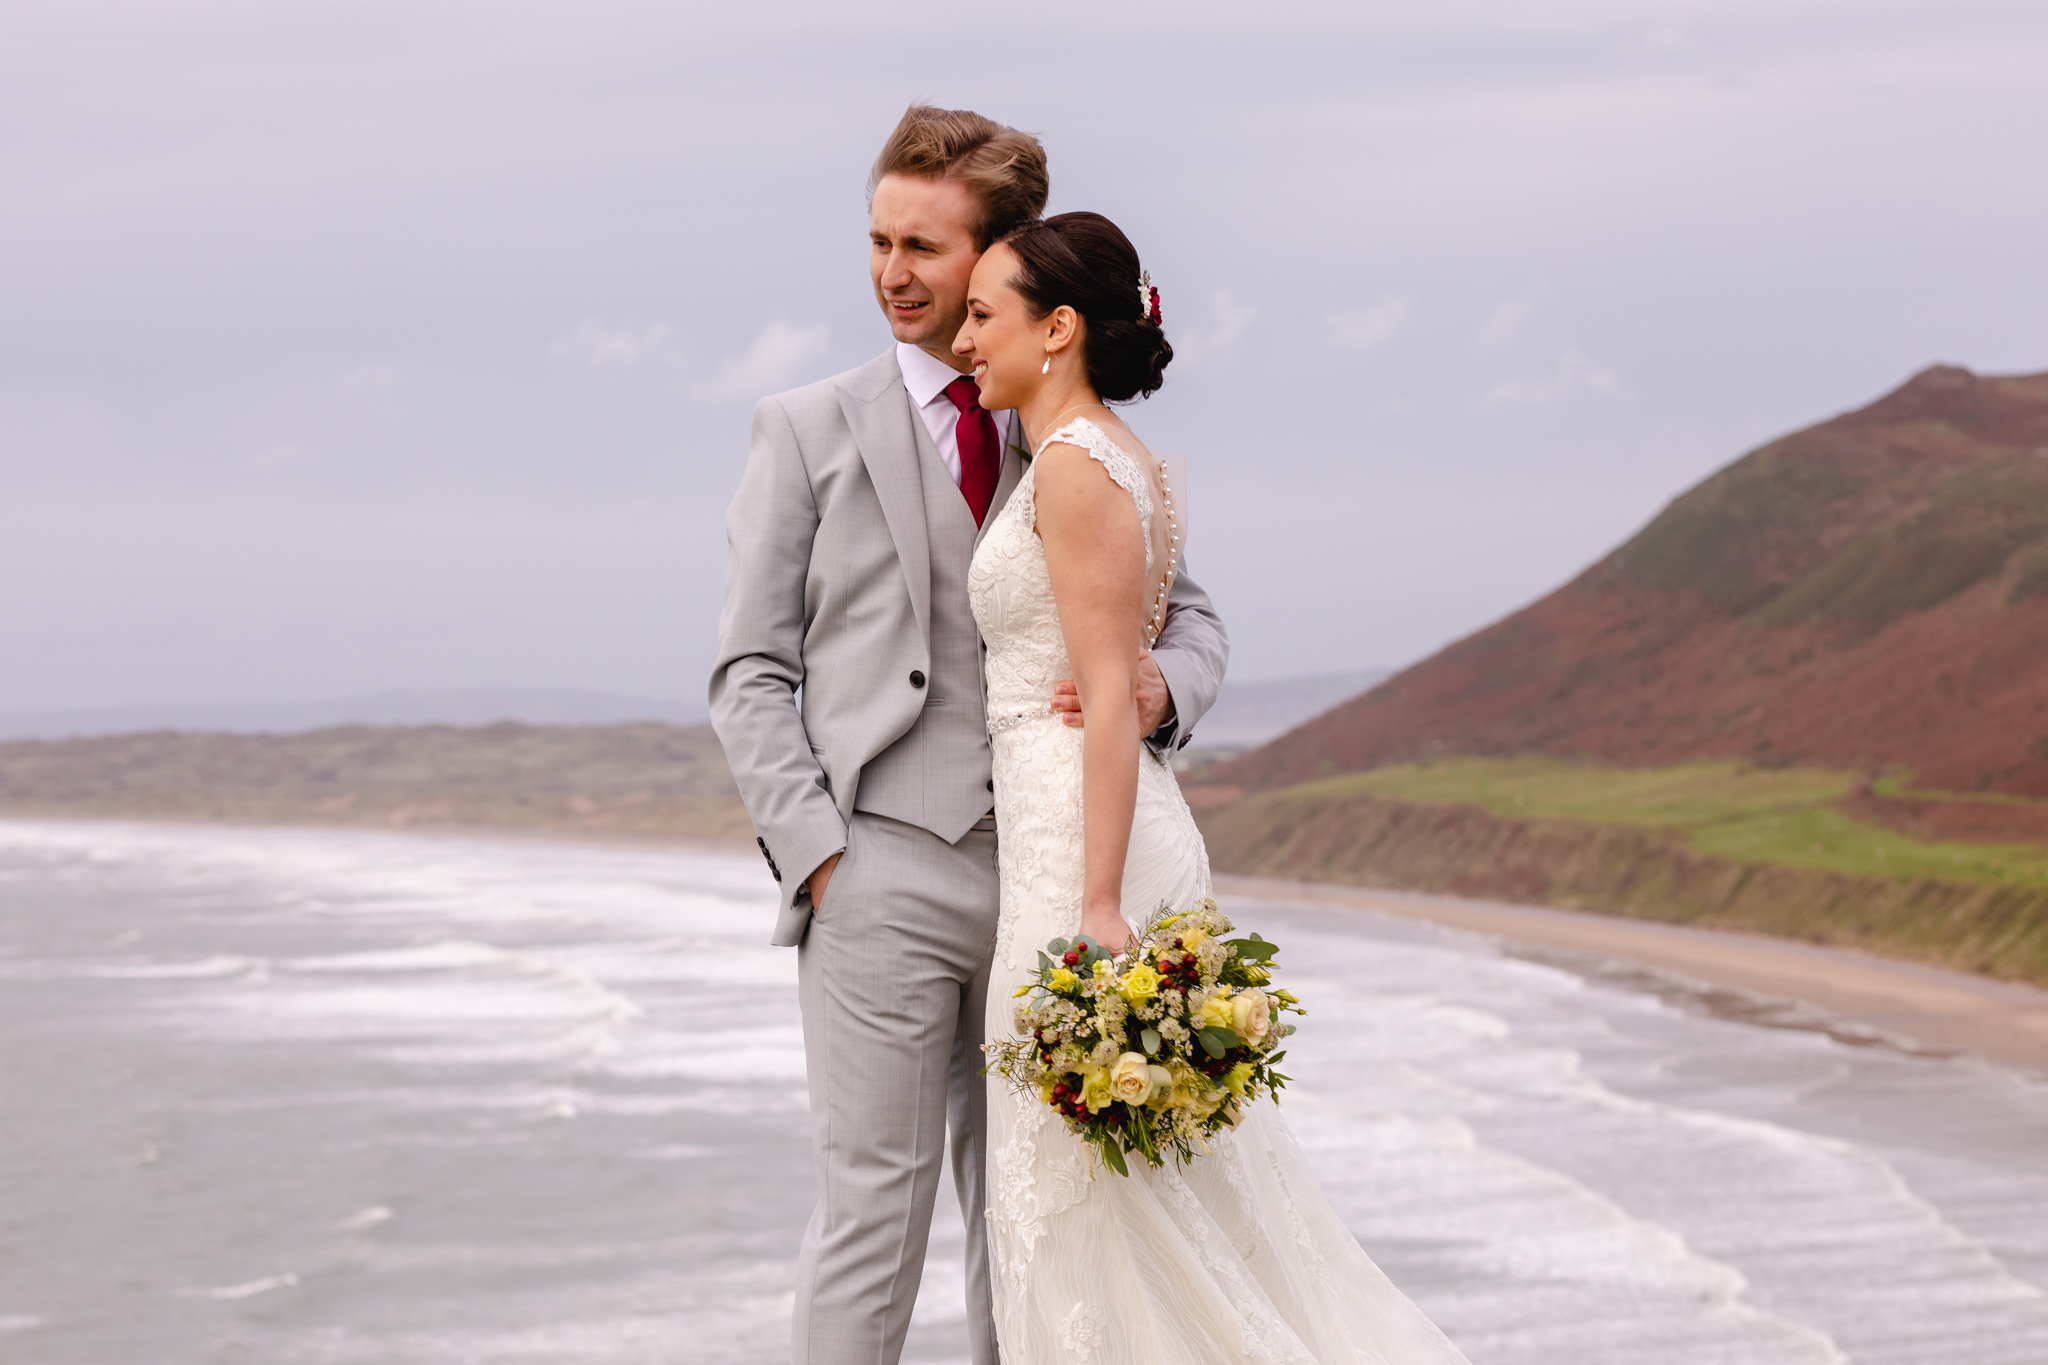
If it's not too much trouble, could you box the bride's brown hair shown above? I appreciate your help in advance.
[999,212,1172,403]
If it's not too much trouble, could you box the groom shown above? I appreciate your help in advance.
[710,105,1229,1365]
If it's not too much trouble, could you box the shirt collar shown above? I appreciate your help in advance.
[895,342,973,409]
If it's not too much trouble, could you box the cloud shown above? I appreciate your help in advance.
[1476,296,1538,348]
[548,320,679,369]
[1484,349,1624,404]
[1174,292,1255,361]
[707,321,831,400]
[1330,300,1408,348]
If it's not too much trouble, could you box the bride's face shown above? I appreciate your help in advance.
[954,243,1055,412]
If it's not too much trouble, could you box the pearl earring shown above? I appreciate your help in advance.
[1042,349,1052,375]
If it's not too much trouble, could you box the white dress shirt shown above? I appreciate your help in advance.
[896,342,1016,485]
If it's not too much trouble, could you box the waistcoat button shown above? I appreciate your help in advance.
[909,670,926,688]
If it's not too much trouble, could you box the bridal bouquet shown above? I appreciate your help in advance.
[986,898,1304,1176]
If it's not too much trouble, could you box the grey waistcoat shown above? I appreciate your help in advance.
[852,417,997,843]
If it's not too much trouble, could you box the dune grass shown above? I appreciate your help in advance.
[1274,757,2048,888]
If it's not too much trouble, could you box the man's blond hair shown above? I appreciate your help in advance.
[869,105,1049,249]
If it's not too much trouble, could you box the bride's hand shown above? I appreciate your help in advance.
[1080,901,1136,955]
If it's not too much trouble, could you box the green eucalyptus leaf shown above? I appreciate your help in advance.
[1227,935,1279,963]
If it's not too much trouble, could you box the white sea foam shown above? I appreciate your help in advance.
[84,954,263,979]
[282,939,513,972]
[5,821,2046,1364]
[1248,897,2048,1363]
[181,1272,299,1300]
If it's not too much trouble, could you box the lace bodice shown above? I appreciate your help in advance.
[969,418,1177,732]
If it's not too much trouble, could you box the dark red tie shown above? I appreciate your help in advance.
[943,375,1002,527]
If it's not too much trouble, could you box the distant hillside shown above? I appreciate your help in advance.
[0,722,750,843]
[0,669,1391,844]
[0,688,707,741]
[1203,365,2048,798]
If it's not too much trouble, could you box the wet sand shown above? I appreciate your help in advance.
[1215,874,2048,1074]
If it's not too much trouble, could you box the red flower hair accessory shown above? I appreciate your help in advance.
[1138,270,1161,326]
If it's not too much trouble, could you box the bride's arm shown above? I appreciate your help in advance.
[1035,444,1149,951]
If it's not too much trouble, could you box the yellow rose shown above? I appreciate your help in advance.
[1047,967,1079,993]
[1197,991,1234,1031]
[1231,990,1272,1045]
[1108,1052,1156,1105]
[1079,1066,1114,1113]
[1119,961,1161,1005]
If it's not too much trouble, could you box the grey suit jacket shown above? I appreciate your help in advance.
[709,347,1230,942]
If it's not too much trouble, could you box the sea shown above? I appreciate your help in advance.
[2,819,2045,1364]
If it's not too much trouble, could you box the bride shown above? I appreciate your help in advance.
[955,213,1472,1365]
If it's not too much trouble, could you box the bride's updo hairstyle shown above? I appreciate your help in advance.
[999,212,1172,402]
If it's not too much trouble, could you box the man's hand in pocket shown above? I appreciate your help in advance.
[804,852,843,912]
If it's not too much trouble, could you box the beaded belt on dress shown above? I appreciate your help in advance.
[986,704,1055,735]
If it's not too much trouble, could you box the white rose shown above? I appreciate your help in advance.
[1143,1065,1175,1109]
[1231,990,1272,1045]
[1108,1052,1156,1105]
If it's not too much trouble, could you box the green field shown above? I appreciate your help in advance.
[1271,757,2048,888]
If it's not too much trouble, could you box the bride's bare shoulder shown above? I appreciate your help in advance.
[1032,434,1144,509]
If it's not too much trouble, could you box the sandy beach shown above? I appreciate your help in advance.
[1216,873,2048,1074]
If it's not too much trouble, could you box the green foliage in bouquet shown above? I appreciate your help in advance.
[985,897,1305,1176]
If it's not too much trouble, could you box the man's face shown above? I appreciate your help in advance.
[870,173,981,367]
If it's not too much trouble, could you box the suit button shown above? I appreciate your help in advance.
[909,670,926,688]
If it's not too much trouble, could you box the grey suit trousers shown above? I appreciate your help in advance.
[793,811,999,1365]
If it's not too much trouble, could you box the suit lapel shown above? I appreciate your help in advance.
[838,350,932,637]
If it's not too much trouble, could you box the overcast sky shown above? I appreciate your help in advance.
[4,0,2044,712]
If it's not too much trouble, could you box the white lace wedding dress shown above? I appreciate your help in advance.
[967,417,1472,1364]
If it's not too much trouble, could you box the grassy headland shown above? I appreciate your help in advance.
[1194,757,2048,986]
[1297,757,2048,886]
